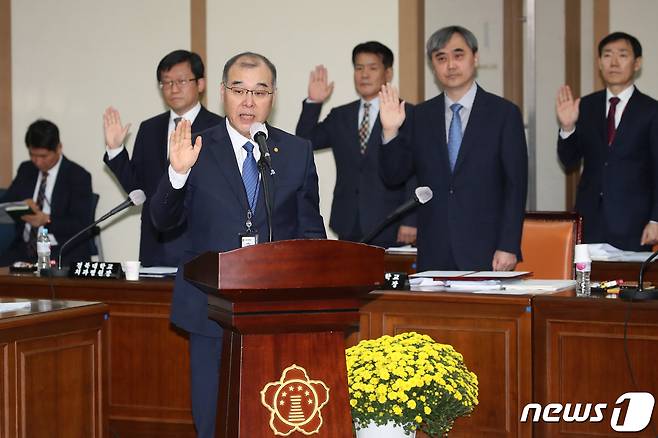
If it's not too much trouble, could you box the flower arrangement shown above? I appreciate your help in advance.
[345,332,479,437]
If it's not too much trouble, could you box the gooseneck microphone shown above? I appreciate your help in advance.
[620,249,658,301]
[250,122,275,243]
[52,189,146,275]
[250,122,273,171]
[360,186,433,245]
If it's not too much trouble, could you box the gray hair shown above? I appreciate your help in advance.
[426,26,479,61]
[222,52,277,88]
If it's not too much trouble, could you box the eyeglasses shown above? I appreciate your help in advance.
[223,83,274,99]
[158,78,198,89]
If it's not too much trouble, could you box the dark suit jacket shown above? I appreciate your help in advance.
[380,86,528,271]
[150,122,326,337]
[104,106,223,266]
[558,88,658,251]
[296,100,416,248]
[0,156,93,266]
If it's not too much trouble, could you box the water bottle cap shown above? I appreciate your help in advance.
[41,228,48,234]
[574,244,591,263]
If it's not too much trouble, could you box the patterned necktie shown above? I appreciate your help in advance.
[28,171,49,255]
[607,96,620,146]
[242,142,259,211]
[447,103,463,171]
[358,102,371,155]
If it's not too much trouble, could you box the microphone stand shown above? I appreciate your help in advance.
[620,249,658,301]
[360,214,399,245]
[51,200,134,277]
[258,158,274,243]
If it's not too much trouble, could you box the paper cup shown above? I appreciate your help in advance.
[124,261,141,281]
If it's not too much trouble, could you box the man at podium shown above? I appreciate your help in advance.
[150,52,326,438]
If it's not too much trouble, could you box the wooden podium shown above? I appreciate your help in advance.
[185,239,384,438]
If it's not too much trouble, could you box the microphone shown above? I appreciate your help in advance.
[620,249,658,301]
[52,189,146,275]
[249,122,272,168]
[360,186,433,245]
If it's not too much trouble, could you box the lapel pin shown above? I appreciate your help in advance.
[273,147,279,153]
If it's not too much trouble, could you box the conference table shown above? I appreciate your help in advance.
[0,297,107,437]
[0,262,657,437]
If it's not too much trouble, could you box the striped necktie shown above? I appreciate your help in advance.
[242,141,259,211]
[358,102,371,155]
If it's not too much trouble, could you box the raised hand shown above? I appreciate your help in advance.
[308,65,334,102]
[556,85,580,132]
[103,106,131,149]
[169,119,202,174]
[378,83,406,141]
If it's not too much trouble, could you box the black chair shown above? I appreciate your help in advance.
[89,193,104,261]
[0,188,17,254]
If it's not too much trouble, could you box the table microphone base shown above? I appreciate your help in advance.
[620,288,658,301]
[49,267,70,278]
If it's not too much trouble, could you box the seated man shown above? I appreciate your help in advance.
[0,119,93,267]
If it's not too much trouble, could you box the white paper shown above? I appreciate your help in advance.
[139,266,178,276]
[0,301,32,313]
[587,243,654,262]
[461,271,530,278]
[503,279,576,291]
[410,270,476,278]
[385,245,418,254]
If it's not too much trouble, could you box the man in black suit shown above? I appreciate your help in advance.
[0,119,93,267]
[150,52,326,437]
[103,50,222,266]
[556,32,658,251]
[295,42,416,248]
[379,26,528,271]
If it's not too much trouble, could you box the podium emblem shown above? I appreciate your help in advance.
[260,364,330,436]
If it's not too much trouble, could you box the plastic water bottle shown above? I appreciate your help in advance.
[36,227,51,272]
[574,244,591,296]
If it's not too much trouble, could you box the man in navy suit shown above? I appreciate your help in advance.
[379,26,528,271]
[295,42,416,247]
[150,52,326,437]
[0,119,93,267]
[103,50,222,266]
[556,32,658,251]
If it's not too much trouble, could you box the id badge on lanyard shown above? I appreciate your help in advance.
[239,209,258,247]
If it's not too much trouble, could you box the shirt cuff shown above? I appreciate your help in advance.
[106,145,125,159]
[559,128,575,139]
[168,165,191,189]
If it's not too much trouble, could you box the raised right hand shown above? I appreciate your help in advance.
[308,65,334,102]
[169,119,202,174]
[103,106,131,149]
[379,83,406,141]
[556,85,580,132]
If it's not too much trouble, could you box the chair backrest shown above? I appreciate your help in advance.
[515,211,582,279]
[0,188,17,254]
[89,193,104,261]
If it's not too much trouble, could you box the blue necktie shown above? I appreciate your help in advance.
[447,103,463,171]
[242,141,259,211]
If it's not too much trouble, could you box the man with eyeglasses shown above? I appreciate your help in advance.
[102,50,222,267]
[150,52,326,437]
[296,41,417,248]
[1,119,93,267]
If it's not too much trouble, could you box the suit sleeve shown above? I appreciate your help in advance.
[650,110,658,221]
[296,140,327,238]
[497,104,528,256]
[149,170,188,232]
[103,123,147,193]
[295,101,334,151]
[379,105,415,188]
[557,118,585,171]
